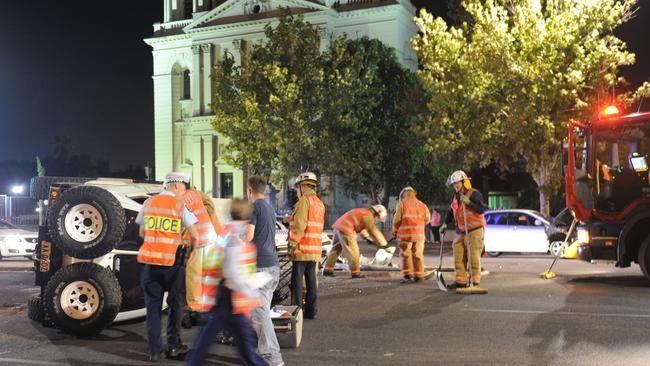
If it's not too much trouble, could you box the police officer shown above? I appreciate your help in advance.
[137,172,199,361]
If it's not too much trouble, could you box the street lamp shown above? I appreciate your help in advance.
[11,185,24,195]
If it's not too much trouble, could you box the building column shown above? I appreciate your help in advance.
[200,43,213,114]
[153,74,174,181]
[202,135,214,195]
[191,45,201,116]
[191,135,202,188]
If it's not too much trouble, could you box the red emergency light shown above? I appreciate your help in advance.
[599,105,620,119]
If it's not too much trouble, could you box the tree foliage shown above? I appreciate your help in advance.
[413,0,650,215]
[212,11,441,204]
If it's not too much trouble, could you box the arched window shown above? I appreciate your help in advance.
[182,69,191,100]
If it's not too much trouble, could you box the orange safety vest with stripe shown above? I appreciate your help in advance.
[181,190,218,248]
[138,194,185,266]
[289,192,325,255]
[332,208,373,236]
[396,197,428,242]
[450,189,486,233]
[192,226,260,314]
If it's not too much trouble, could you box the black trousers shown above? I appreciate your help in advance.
[290,260,317,317]
[141,263,186,356]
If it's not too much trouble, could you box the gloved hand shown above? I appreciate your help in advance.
[461,194,471,205]
[288,241,297,256]
[364,236,375,245]
[439,224,447,235]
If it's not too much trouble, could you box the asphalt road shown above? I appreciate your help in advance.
[1,253,650,366]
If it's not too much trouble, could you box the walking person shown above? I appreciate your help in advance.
[439,170,488,288]
[323,205,389,278]
[429,208,442,244]
[246,176,284,366]
[289,172,325,319]
[392,186,430,283]
[186,199,268,366]
[136,172,199,361]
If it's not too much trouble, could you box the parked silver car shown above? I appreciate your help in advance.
[0,219,38,259]
[483,209,562,256]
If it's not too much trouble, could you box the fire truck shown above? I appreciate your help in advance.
[565,105,650,280]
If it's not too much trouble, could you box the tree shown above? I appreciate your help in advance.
[413,0,650,216]
[319,37,428,206]
[211,11,325,184]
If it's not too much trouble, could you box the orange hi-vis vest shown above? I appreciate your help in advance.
[450,189,486,233]
[289,192,325,255]
[193,226,260,314]
[138,194,185,266]
[182,190,218,248]
[231,240,260,314]
[333,208,373,236]
[397,197,428,241]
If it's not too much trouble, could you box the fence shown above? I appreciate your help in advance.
[0,195,38,227]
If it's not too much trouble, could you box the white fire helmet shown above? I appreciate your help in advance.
[294,172,319,187]
[399,186,416,199]
[446,170,469,185]
[371,205,388,222]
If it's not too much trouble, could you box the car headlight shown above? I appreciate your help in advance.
[577,228,590,244]
[0,235,23,244]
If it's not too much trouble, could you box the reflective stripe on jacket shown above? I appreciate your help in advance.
[231,241,260,314]
[396,197,428,241]
[290,191,325,256]
[138,194,184,266]
[332,208,373,236]
[182,190,218,248]
[450,189,487,233]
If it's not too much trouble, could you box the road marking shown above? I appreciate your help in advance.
[464,308,650,319]
[0,358,67,365]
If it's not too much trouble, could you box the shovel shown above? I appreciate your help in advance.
[434,231,453,291]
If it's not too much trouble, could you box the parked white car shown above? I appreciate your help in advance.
[483,209,558,256]
[0,219,38,259]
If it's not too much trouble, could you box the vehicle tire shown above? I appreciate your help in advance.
[550,241,565,257]
[487,251,502,257]
[638,236,650,281]
[30,176,94,200]
[47,185,126,259]
[27,294,43,322]
[44,262,122,336]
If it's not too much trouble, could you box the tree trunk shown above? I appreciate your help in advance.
[532,157,552,217]
[381,178,391,208]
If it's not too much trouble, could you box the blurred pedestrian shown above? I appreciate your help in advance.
[429,207,442,244]
[186,199,267,366]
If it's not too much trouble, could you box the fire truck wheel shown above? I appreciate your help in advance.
[639,236,650,281]
[27,294,43,322]
[47,185,126,259]
[44,263,122,336]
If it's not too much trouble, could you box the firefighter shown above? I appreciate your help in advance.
[288,172,325,319]
[323,205,389,278]
[392,186,430,283]
[136,172,199,361]
[439,170,488,288]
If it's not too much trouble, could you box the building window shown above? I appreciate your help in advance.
[184,0,193,18]
[220,173,234,199]
[182,70,191,100]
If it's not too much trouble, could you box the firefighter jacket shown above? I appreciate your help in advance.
[138,193,186,266]
[289,187,325,262]
[333,208,387,246]
[393,196,430,242]
[449,188,487,233]
[181,189,219,248]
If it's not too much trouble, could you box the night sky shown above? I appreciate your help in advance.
[0,0,648,171]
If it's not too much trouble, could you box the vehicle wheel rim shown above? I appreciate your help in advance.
[64,204,104,243]
[60,281,100,320]
[550,241,563,256]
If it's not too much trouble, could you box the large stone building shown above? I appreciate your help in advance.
[144,0,417,201]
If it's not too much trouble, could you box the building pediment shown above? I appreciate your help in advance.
[185,0,331,31]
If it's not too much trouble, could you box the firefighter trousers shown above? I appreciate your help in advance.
[324,229,361,275]
[399,240,425,278]
[452,227,484,286]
